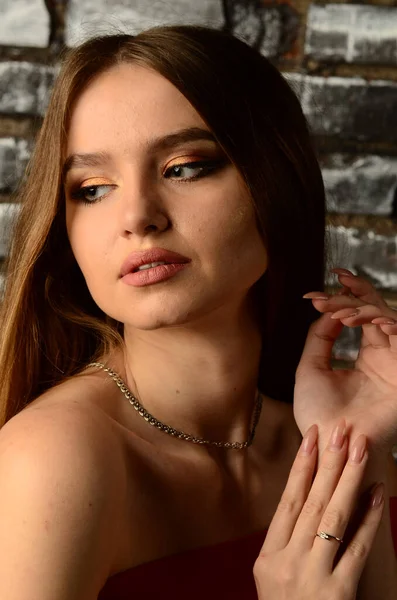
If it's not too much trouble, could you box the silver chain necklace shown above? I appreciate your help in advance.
[87,362,263,450]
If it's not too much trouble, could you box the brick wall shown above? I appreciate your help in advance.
[1,0,397,360]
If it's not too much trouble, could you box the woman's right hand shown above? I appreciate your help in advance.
[253,420,385,599]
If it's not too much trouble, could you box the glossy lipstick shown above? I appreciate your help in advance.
[120,248,190,288]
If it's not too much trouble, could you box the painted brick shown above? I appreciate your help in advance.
[0,0,50,48]
[0,138,31,193]
[222,1,290,56]
[286,73,397,143]
[0,62,56,116]
[321,154,397,215]
[305,4,397,65]
[327,222,397,359]
[0,203,20,258]
[327,225,397,291]
[65,0,224,46]
[65,0,292,56]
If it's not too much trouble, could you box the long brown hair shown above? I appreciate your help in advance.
[0,25,325,427]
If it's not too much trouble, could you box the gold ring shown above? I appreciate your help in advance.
[316,531,343,544]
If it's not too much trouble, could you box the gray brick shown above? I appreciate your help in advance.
[321,154,397,215]
[327,225,397,291]
[0,62,56,116]
[286,73,397,143]
[66,0,224,46]
[333,326,361,361]
[305,4,397,65]
[0,138,31,193]
[223,1,287,57]
[327,223,397,359]
[0,0,50,48]
[0,203,20,258]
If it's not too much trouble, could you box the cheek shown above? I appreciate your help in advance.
[190,194,267,283]
[65,206,106,276]
[224,204,267,278]
[212,201,264,259]
[65,203,81,252]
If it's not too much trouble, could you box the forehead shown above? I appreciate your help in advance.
[67,63,207,153]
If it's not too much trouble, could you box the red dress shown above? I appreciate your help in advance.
[97,497,397,599]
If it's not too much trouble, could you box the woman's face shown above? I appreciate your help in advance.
[64,63,267,329]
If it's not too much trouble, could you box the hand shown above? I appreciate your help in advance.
[295,269,397,459]
[254,421,384,600]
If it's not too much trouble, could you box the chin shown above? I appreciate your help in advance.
[123,315,192,331]
[100,289,234,330]
[116,305,197,331]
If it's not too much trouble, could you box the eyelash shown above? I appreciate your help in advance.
[69,159,225,205]
[163,159,224,181]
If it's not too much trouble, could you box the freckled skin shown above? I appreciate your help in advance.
[65,64,267,332]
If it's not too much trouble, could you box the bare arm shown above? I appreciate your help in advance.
[0,402,121,599]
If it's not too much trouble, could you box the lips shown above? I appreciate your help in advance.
[120,248,191,277]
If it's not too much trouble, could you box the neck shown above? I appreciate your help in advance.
[114,304,262,445]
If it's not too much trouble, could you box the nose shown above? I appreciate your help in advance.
[119,176,170,238]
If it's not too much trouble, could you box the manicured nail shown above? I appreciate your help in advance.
[349,434,367,463]
[301,424,318,456]
[329,419,346,451]
[302,294,329,300]
[332,268,355,277]
[371,483,385,509]
[331,311,359,320]
[372,318,395,325]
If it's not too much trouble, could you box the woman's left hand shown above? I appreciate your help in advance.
[295,268,397,460]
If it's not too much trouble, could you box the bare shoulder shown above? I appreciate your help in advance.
[0,382,126,599]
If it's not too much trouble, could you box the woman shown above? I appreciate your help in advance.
[0,25,396,599]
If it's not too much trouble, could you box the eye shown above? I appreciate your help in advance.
[70,184,116,204]
[163,159,225,182]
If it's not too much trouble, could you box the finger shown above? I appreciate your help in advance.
[332,269,390,311]
[371,318,397,353]
[303,292,365,313]
[261,425,318,554]
[297,312,343,375]
[290,419,349,553]
[361,323,390,349]
[334,482,385,587]
[331,305,384,326]
[371,317,397,342]
[312,434,369,572]
[330,306,390,348]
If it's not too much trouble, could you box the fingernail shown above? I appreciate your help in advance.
[331,310,360,319]
[329,419,347,451]
[332,268,355,277]
[371,483,385,509]
[300,424,318,456]
[349,434,367,463]
[372,318,395,325]
[302,294,329,300]
[331,311,359,320]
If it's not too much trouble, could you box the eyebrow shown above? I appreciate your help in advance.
[62,127,217,180]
